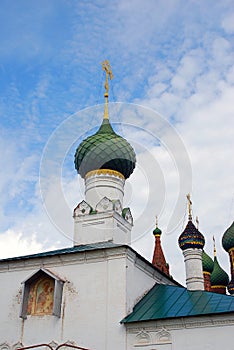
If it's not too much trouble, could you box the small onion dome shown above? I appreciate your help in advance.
[153,227,162,236]
[222,221,234,253]
[202,250,214,273]
[74,118,136,179]
[228,278,234,295]
[210,256,229,287]
[178,220,205,251]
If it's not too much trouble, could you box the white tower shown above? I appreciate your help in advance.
[178,194,205,290]
[73,61,136,246]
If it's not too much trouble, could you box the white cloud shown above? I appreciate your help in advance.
[221,12,234,34]
[0,230,46,259]
[130,25,234,284]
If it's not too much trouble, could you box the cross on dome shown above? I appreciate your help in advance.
[102,60,113,120]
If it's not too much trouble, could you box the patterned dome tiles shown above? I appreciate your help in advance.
[178,220,205,251]
[75,119,136,179]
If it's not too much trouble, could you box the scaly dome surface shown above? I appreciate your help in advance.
[153,227,162,236]
[178,220,205,251]
[202,250,214,273]
[74,118,136,179]
[210,256,229,287]
[222,221,234,252]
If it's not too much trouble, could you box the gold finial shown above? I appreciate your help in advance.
[213,236,217,257]
[102,60,113,119]
[156,215,158,228]
[196,216,199,229]
[186,193,192,221]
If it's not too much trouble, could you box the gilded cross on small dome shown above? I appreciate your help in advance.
[186,193,192,221]
[196,216,199,229]
[213,235,217,257]
[102,60,113,119]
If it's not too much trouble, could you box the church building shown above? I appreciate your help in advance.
[1,61,234,350]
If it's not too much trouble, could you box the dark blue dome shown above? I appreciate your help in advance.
[179,220,205,251]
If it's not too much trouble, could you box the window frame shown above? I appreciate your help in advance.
[20,268,64,319]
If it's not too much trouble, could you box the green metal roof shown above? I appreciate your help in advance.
[121,284,234,323]
[0,242,181,286]
[0,241,120,262]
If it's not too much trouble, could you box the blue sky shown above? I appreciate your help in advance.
[0,0,234,285]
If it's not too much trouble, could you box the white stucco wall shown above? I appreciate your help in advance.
[0,246,172,350]
[73,211,132,246]
[125,250,177,315]
[1,245,233,350]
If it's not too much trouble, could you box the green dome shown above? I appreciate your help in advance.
[153,227,162,236]
[74,118,136,179]
[222,221,234,252]
[202,251,214,273]
[210,256,229,287]
[178,220,205,251]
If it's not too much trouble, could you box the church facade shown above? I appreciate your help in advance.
[1,62,234,350]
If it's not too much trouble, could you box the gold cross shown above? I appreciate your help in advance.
[101,60,113,119]
[186,193,192,220]
[196,216,199,229]
[102,60,113,97]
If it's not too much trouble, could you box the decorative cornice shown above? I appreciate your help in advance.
[0,246,129,272]
[74,209,132,229]
[85,169,125,180]
[125,314,234,332]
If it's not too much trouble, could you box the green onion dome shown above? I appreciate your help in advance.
[153,227,162,236]
[74,118,136,179]
[228,278,234,295]
[210,256,229,287]
[222,221,234,253]
[178,220,205,251]
[202,251,214,273]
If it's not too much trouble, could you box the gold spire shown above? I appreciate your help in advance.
[102,60,113,119]
[213,236,217,257]
[186,193,192,221]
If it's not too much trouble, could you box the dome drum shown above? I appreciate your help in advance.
[85,169,125,208]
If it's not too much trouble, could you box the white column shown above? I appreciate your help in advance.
[183,248,204,290]
[85,170,125,209]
